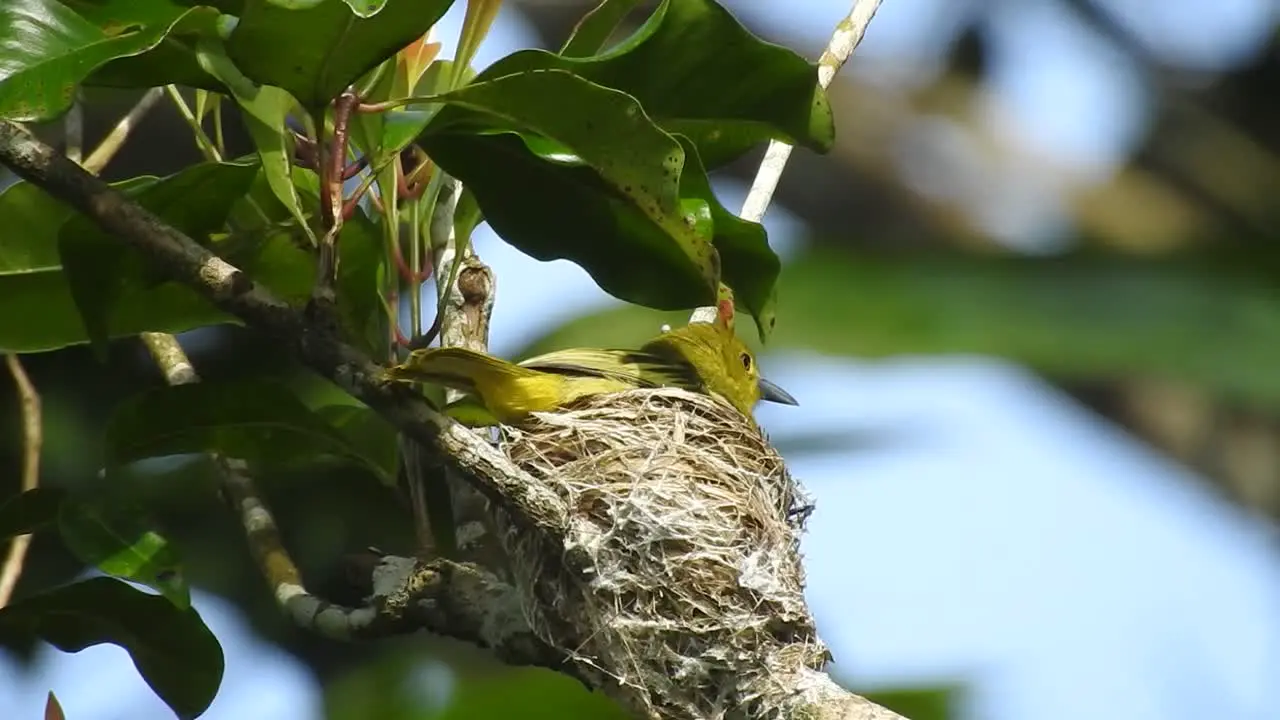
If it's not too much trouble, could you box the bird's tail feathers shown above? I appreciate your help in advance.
[386,347,538,394]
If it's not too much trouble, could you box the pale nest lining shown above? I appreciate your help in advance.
[497,387,827,720]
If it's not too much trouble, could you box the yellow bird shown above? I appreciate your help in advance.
[385,322,798,425]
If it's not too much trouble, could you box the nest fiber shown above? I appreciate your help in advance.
[497,387,827,719]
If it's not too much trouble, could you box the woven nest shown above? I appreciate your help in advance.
[496,387,827,719]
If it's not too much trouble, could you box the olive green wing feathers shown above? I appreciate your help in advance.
[518,347,702,390]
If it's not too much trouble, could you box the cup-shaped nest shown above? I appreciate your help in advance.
[496,387,826,719]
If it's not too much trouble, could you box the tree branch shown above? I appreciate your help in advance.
[138,330,570,673]
[0,354,41,608]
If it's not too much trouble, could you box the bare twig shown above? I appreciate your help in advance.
[83,88,164,175]
[0,354,42,607]
[690,0,883,325]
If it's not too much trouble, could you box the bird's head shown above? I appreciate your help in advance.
[656,322,798,416]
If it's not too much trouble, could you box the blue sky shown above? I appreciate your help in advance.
[6,1,1280,718]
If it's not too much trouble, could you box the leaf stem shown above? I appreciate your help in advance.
[164,86,223,162]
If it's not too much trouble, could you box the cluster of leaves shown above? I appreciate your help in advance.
[0,487,221,718]
[0,0,834,716]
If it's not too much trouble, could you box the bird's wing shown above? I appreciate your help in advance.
[518,347,698,389]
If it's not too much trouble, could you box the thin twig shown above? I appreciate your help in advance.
[689,0,883,325]
[83,88,164,175]
[313,90,361,318]
[0,354,42,608]
[164,86,223,162]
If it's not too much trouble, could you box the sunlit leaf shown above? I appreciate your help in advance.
[226,0,454,109]
[0,0,218,120]
[479,0,832,167]
[58,495,190,608]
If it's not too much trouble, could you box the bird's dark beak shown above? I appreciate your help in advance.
[758,377,798,406]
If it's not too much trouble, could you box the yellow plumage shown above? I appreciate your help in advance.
[384,322,796,425]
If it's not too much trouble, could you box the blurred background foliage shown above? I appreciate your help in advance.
[3,0,1279,718]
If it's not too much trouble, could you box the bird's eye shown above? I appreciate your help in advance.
[740,352,752,370]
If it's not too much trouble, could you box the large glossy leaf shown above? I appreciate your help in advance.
[0,577,223,720]
[58,495,190,608]
[672,134,777,337]
[58,160,260,357]
[559,0,643,58]
[421,71,725,311]
[104,379,398,484]
[514,249,1280,407]
[0,0,217,120]
[225,0,454,109]
[478,0,832,167]
[426,132,716,311]
[71,0,225,90]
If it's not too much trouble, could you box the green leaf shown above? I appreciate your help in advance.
[672,134,778,338]
[0,577,223,720]
[0,175,239,354]
[72,0,225,91]
[226,0,454,109]
[58,495,189,608]
[478,0,832,167]
[560,0,643,58]
[58,160,260,358]
[516,248,1280,408]
[421,69,720,310]
[0,488,67,539]
[0,0,216,120]
[427,132,714,310]
[332,211,391,359]
[197,42,317,243]
[105,379,398,484]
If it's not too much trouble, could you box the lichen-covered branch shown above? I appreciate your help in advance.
[138,330,565,671]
